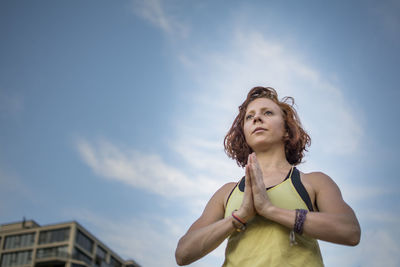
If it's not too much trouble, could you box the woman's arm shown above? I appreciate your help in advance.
[175,183,236,266]
[176,164,257,266]
[248,154,361,246]
[262,172,360,245]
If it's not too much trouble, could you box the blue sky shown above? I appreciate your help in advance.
[1,0,399,266]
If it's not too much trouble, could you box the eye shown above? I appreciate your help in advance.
[245,114,253,120]
[264,110,273,116]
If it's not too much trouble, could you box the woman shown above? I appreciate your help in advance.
[175,86,361,266]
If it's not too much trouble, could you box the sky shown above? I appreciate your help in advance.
[0,0,399,266]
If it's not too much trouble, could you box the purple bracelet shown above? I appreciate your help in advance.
[294,209,308,235]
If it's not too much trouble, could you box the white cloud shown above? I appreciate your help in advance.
[76,138,221,198]
[79,6,372,267]
[74,137,235,266]
[171,135,243,180]
[66,209,225,267]
[66,210,178,267]
[132,0,189,38]
[175,30,364,158]
[169,27,373,266]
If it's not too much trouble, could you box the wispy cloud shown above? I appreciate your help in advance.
[65,209,178,267]
[81,5,372,267]
[175,30,364,158]
[66,209,225,267]
[76,138,223,200]
[132,0,189,38]
[80,4,368,209]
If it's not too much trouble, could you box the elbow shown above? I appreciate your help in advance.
[347,235,360,246]
[175,250,191,266]
[175,257,185,266]
[175,244,191,266]
[175,251,185,266]
[346,225,361,246]
[349,230,361,246]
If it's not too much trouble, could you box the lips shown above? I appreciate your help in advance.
[252,127,267,134]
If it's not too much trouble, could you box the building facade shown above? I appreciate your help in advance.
[0,220,140,267]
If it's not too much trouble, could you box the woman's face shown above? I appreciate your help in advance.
[243,98,287,151]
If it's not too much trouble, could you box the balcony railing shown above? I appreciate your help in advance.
[36,251,70,261]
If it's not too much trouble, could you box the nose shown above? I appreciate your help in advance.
[253,113,263,123]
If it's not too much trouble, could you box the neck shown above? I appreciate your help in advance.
[253,144,291,174]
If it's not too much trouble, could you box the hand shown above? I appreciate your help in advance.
[235,159,256,222]
[248,153,273,216]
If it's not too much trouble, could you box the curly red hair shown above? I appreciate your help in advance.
[224,86,311,167]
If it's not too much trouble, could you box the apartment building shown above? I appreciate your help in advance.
[0,220,140,267]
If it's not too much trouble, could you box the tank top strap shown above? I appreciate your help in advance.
[291,167,314,211]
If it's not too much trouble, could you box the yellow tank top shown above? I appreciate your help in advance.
[223,167,324,267]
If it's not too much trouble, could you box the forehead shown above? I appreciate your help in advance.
[245,98,280,113]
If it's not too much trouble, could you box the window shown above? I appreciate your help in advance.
[96,246,106,260]
[73,248,92,266]
[39,228,70,244]
[94,246,107,267]
[75,230,93,254]
[3,233,35,250]
[0,251,32,267]
[110,256,121,267]
[36,246,68,259]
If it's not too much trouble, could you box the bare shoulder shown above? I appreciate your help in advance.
[200,181,237,216]
[220,182,237,207]
[211,182,236,198]
[301,171,339,191]
[186,181,237,233]
[301,170,352,214]
[219,181,237,193]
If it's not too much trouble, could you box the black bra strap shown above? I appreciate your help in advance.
[291,168,314,212]
[238,176,245,192]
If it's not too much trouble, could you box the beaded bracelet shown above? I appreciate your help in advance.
[290,209,308,246]
[294,209,308,234]
[231,210,246,232]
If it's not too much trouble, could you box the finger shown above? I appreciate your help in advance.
[246,154,253,182]
[249,165,261,193]
[245,164,252,193]
[248,154,265,192]
[252,153,262,173]
[248,159,258,182]
[249,163,264,193]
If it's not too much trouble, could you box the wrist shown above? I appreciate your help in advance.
[231,210,247,232]
[260,204,276,219]
[235,208,251,223]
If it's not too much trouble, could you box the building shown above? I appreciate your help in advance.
[0,220,140,267]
